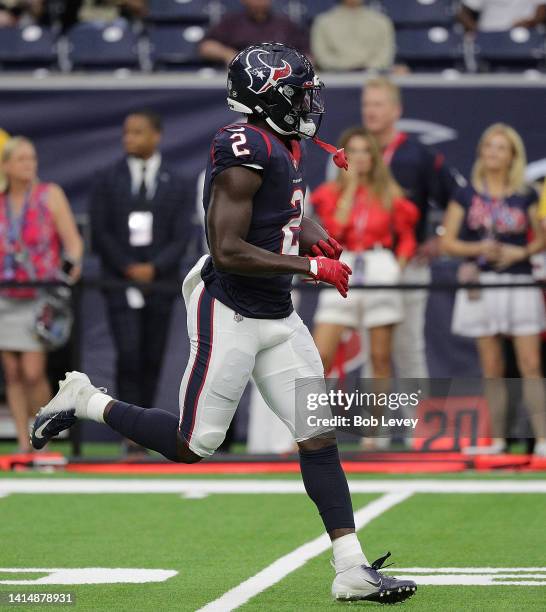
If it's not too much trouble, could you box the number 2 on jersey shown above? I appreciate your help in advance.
[280,188,304,255]
[230,128,250,157]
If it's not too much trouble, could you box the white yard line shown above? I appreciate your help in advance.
[388,567,546,573]
[196,491,413,612]
[1,478,546,496]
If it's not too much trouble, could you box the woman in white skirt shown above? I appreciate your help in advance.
[441,123,546,456]
[311,127,419,378]
[0,137,83,452]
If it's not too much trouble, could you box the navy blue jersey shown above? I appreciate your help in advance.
[201,123,305,319]
[455,183,539,275]
[388,133,458,243]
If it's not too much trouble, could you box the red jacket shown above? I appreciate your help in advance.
[311,182,420,259]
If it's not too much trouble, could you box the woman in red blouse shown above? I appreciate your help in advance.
[312,127,419,378]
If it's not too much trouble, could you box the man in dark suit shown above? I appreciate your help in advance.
[90,110,189,448]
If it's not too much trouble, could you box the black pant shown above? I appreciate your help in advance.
[106,292,174,408]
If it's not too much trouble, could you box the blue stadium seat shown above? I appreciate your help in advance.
[67,22,140,70]
[379,0,455,28]
[474,29,546,71]
[147,0,209,23]
[0,26,56,70]
[149,24,206,69]
[396,28,465,71]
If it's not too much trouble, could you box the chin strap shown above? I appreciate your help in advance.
[312,136,348,170]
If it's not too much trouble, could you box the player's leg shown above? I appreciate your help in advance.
[176,284,256,459]
[253,316,356,539]
[253,312,416,603]
[29,367,191,461]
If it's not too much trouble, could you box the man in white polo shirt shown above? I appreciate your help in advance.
[458,0,546,32]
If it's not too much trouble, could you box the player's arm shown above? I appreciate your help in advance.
[208,166,311,277]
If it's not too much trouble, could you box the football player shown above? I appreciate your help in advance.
[30,43,416,604]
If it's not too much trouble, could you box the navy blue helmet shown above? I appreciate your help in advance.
[227,42,325,139]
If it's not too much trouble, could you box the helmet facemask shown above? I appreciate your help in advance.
[265,76,325,139]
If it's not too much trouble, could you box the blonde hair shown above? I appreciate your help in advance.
[472,123,527,194]
[336,127,403,209]
[363,76,401,106]
[0,136,36,192]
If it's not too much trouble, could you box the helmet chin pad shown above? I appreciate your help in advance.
[298,118,317,139]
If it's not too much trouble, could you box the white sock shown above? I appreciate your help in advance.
[332,533,368,573]
[83,392,112,423]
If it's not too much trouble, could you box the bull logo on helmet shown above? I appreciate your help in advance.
[244,49,293,95]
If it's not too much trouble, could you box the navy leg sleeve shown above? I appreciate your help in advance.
[299,444,355,532]
[104,401,180,462]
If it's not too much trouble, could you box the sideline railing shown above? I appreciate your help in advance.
[2,278,545,292]
[1,276,545,456]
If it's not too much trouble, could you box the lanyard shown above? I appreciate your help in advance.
[480,181,509,238]
[382,132,407,167]
[3,188,33,280]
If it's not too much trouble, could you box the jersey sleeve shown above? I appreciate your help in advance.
[210,125,271,180]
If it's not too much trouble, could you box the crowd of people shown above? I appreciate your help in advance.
[191,0,546,71]
[0,0,146,29]
[1,2,546,456]
[0,1,545,71]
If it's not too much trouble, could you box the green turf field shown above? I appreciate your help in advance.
[1,473,545,611]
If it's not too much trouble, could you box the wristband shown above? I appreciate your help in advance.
[308,259,318,277]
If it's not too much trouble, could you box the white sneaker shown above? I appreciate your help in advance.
[533,441,546,457]
[463,441,506,455]
[332,552,417,604]
[30,372,103,450]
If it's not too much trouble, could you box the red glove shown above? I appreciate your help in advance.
[307,256,352,298]
[310,237,343,260]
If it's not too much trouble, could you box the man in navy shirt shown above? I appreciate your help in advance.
[362,77,458,379]
[31,43,416,605]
